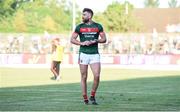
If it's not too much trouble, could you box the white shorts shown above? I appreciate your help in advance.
[79,52,100,65]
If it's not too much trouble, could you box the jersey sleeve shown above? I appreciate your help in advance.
[98,24,104,33]
[74,25,80,34]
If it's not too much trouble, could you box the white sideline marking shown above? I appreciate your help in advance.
[0,89,176,96]
[0,64,180,71]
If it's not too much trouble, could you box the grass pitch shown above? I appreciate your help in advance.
[0,67,180,111]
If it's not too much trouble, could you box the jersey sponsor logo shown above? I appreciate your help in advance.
[80,28,99,33]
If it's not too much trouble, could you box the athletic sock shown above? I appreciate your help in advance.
[83,94,88,100]
[91,90,96,97]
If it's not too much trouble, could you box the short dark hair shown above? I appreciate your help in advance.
[83,8,94,18]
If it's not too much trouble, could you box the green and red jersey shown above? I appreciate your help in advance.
[74,22,104,54]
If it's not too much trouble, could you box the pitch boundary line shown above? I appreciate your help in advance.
[1,64,180,71]
[0,89,177,95]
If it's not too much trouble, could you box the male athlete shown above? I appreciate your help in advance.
[70,8,106,105]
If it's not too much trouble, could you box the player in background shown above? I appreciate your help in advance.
[70,8,106,105]
[51,37,64,81]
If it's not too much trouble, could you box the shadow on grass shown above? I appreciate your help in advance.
[0,76,180,111]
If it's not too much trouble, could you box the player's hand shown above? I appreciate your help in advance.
[81,40,98,46]
[90,39,98,44]
[81,41,91,46]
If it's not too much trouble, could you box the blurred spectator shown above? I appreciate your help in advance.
[163,40,170,54]
[146,43,154,54]
[0,33,179,55]
[112,37,121,54]
[30,36,42,54]
[18,35,24,53]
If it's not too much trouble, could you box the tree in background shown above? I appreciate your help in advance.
[0,0,30,18]
[0,0,17,18]
[0,0,143,33]
[94,1,143,33]
[144,0,160,8]
[0,0,26,32]
[168,0,179,8]
[13,10,27,32]
[0,0,72,33]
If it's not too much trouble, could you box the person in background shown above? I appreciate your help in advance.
[51,37,63,81]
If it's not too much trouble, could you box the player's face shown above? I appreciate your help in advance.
[82,12,90,23]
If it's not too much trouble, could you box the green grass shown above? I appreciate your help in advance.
[0,67,180,111]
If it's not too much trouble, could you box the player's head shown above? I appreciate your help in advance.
[54,37,60,42]
[52,37,60,45]
[82,8,93,23]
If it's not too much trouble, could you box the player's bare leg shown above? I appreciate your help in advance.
[50,62,58,79]
[89,62,101,105]
[79,64,89,104]
[55,62,60,80]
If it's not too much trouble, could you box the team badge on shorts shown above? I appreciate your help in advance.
[80,60,83,63]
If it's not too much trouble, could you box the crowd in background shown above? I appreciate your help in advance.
[0,33,180,55]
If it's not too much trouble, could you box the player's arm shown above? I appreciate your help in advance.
[90,32,106,45]
[91,32,106,44]
[70,32,90,46]
[92,24,107,44]
[70,32,80,45]
[98,32,106,43]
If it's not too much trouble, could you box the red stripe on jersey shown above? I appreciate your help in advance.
[80,28,99,32]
